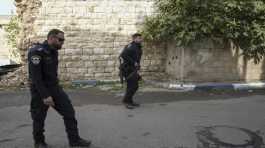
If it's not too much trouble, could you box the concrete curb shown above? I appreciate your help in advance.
[71,79,120,87]
[72,79,265,91]
[72,80,98,86]
[145,80,265,91]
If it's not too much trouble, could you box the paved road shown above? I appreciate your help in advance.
[0,87,265,148]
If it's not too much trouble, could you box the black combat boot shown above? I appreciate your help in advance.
[70,138,91,147]
[122,100,135,109]
[131,101,140,107]
[34,141,48,148]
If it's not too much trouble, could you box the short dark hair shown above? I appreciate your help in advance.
[132,33,142,39]
[47,29,64,39]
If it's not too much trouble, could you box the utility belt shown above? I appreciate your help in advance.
[29,79,59,87]
[119,63,141,83]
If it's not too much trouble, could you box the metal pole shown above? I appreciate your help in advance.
[180,47,184,87]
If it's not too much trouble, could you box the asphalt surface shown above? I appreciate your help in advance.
[0,87,265,148]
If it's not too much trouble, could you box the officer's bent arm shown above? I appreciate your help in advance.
[28,51,50,99]
[120,48,135,65]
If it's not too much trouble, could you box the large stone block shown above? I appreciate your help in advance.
[67,68,88,74]
[93,67,105,73]
[85,61,93,67]
[58,67,67,73]
[61,56,72,62]
[65,48,83,55]
[93,48,105,54]
[94,73,105,78]
[104,48,115,55]
[65,61,86,68]
[81,56,90,61]
[93,60,107,67]
[107,60,115,66]
[83,49,94,55]
[71,56,82,61]
[104,67,115,72]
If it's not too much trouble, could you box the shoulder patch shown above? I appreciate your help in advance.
[37,47,44,51]
[31,55,41,65]
[29,44,44,53]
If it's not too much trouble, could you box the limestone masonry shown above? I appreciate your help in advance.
[10,0,265,84]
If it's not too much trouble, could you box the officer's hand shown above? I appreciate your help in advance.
[43,96,55,107]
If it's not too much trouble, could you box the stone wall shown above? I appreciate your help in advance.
[166,39,265,82]
[15,0,166,81]
[14,0,265,83]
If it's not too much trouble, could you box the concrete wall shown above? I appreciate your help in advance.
[166,39,265,82]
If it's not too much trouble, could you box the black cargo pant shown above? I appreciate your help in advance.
[30,85,80,144]
[123,70,139,103]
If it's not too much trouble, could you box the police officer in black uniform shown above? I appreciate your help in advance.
[28,29,91,148]
[119,33,143,109]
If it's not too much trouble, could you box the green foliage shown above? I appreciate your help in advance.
[4,15,21,62]
[141,0,265,63]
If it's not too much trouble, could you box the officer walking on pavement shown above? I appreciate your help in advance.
[119,33,143,109]
[28,29,91,148]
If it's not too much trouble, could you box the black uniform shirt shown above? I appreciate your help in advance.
[120,41,142,67]
[28,41,59,99]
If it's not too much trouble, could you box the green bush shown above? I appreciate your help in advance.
[141,0,265,63]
